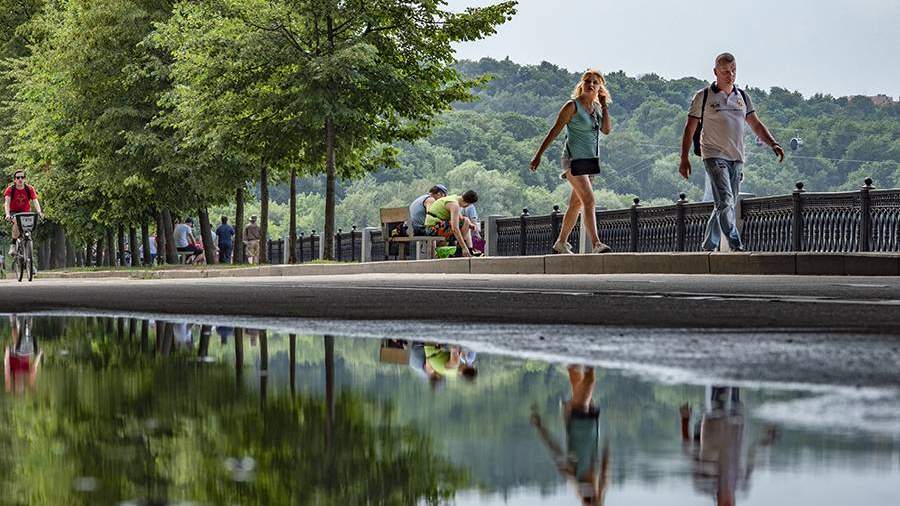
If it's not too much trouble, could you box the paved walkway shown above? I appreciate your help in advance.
[2,273,899,333]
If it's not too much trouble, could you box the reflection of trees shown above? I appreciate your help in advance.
[0,318,466,505]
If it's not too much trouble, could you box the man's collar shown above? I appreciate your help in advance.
[711,82,737,95]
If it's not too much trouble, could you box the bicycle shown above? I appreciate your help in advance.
[9,212,38,282]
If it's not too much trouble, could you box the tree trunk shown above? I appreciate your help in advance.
[117,224,126,267]
[39,238,50,270]
[259,329,268,401]
[198,207,216,264]
[289,166,297,263]
[161,210,177,264]
[259,165,269,264]
[141,219,151,266]
[155,210,167,265]
[94,236,106,267]
[52,222,66,269]
[324,117,336,260]
[105,228,115,267]
[128,226,137,267]
[234,327,244,385]
[234,187,245,264]
[65,236,76,267]
[324,334,335,449]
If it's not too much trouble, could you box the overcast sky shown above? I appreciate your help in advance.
[448,0,900,98]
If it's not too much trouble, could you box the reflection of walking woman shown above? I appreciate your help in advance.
[531,365,610,505]
[530,69,613,254]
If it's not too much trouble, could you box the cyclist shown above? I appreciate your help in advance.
[4,169,43,258]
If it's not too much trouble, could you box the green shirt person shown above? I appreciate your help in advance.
[423,190,480,257]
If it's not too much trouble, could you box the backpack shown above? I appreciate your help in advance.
[692,85,749,156]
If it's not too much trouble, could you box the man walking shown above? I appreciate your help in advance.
[243,215,261,265]
[215,216,235,263]
[679,53,785,251]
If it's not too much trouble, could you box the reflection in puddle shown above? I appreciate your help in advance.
[0,315,897,506]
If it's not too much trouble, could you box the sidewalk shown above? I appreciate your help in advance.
[27,252,900,280]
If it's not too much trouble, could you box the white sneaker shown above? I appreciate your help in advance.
[591,242,612,254]
[552,241,574,254]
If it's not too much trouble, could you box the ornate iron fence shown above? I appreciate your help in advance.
[495,178,898,256]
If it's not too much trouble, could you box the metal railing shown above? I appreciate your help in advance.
[494,178,900,256]
[259,178,898,263]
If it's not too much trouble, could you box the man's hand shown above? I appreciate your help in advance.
[460,246,471,257]
[678,158,692,180]
[529,154,541,172]
[772,144,785,163]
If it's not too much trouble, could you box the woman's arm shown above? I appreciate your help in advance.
[530,101,577,171]
[598,94,612,135]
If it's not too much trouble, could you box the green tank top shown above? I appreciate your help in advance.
[565,100,601,160]
[424,195,459,227]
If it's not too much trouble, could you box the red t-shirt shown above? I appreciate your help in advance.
[4,185,37,214]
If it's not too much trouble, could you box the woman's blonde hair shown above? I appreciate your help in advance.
[572,69,612,105]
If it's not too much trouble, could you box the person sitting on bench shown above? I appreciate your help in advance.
[424,190,480,257]
[409,184,448,236]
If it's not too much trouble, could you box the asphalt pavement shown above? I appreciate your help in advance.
[1,273,899,333]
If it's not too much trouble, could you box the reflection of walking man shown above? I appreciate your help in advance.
[531,365,609,505]
[243,215,261,265]
[678,53,785,251]
[680,387,778,506]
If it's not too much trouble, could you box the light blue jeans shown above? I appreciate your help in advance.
[702,158,744,251]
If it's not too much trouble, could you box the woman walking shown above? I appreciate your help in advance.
[530,69,613,254]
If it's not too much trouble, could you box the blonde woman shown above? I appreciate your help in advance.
[530,69,612,254]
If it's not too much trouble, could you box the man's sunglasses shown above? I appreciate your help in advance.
[14,176,25,180]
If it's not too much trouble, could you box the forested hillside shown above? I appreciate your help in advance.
[262,57,900,237]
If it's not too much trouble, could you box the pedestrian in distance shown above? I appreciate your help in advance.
[243,215,261,265]
[215,215,235,264]
[173,217,202,263]
[679,52,785,252]
[530,69,613,255]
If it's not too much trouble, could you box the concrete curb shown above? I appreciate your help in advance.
[31,252,900,280]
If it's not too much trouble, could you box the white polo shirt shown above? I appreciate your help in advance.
[689,83,755,162]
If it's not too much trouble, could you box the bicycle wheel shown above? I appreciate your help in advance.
[25,240,33,281]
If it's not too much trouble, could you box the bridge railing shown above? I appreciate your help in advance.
[264,178,898,263]
[490,178,899,256]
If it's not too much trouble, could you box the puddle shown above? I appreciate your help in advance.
[0,314,897,505]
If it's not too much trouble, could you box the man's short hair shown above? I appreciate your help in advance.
[185,217,194,225]
[461,190,478,204]
[429,184,448,196]
[12,169,25,179]
[715,52,736,66]
[221,216,228,224]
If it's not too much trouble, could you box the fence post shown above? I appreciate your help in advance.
[630,197,641,252]
[519,208,529,256]
[550,205,561,245]
[484,215,501,256]
[315,230,323,261]
[361,227,378,263]
[676,193,687,252]
[859,177,874,252]
[336,229,342,261]
[298,232,305,263]
[791,182,805,251]
[282,235,288,264]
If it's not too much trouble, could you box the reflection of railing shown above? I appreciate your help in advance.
[492,178,899,256]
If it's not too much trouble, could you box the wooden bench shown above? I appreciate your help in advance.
[380,207,446,260]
